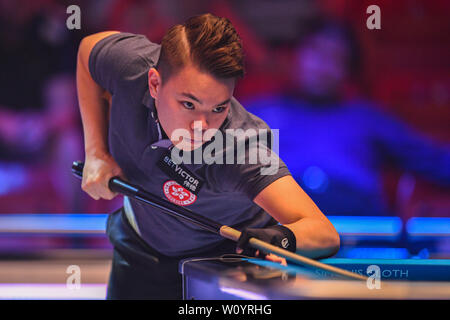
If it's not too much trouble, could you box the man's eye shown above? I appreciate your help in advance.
[213,106,227,113]
[181,101,194,109]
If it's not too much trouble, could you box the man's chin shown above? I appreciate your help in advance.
[173,139,204,152]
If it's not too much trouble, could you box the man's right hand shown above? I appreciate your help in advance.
[77,31,121,201]
[81,152,124,200]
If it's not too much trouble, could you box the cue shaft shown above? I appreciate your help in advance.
[219,226,367,281]
[72,161,367,281]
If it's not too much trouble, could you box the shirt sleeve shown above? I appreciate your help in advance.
[88,32,160,94]
[237,154,292,200]
[217,130,292,200]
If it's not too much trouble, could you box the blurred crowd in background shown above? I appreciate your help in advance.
[0,0,449,220]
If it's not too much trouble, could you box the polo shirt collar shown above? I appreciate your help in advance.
[142,89,173,148]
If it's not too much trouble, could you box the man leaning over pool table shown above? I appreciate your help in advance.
[76,13,340,299]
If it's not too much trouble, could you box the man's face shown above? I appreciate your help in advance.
[149,64,235,151]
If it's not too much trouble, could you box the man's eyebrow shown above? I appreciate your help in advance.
[180,92,202,104]
[216,98,231,106]
[180,93,231,107]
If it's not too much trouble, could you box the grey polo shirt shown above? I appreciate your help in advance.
[89,32,291,256]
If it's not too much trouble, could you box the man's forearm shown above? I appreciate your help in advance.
[284,217,340,259]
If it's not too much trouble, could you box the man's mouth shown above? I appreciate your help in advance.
[186,137,203,142]
[181,137,204,146]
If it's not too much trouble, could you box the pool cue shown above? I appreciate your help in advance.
[72,161,367,281]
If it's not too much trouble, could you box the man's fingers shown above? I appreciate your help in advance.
[82,180,117,200]
[236,245,287,264]
[97,188,117,200]
[80,152,124,201]
[265,253,287,266]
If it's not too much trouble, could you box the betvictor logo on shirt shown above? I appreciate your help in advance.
[157,150,204,195]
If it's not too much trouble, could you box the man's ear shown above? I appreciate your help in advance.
[148,68,161,99]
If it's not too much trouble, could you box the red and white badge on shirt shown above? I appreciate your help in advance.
[163,180,197,206]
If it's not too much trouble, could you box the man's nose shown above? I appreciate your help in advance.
[190,117,208,132]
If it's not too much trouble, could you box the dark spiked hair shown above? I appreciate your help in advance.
[157,13,245,83]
